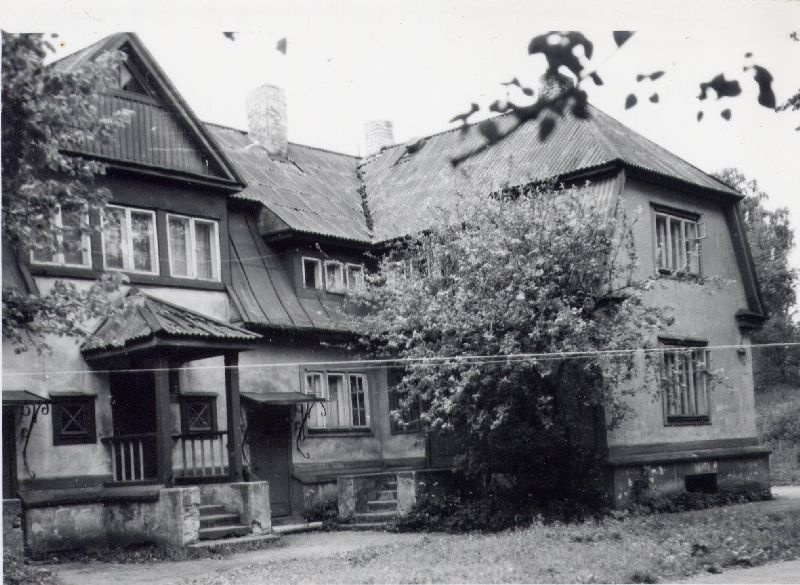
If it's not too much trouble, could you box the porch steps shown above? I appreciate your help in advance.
[340,476,400,530]
[198,501,251,541]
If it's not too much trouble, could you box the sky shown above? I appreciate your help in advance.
[5,0,800,269]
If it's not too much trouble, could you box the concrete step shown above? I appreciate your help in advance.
[198,504,227,516]
[339,522,393,531]
[367,499,398,511]
[200,513,242,527]
[353,510,397,522]
[272,521,323,535]
[377,490,398,501]
[198,524,251,540]
[189,533,280,550]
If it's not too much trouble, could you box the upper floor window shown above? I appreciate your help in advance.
[30,207,91,268]
[302,257,322,290]
[661,340,711,425]
[325,261,345,293]
[102,205,158,275]
[167,214,220,281]
[654,208,704,275]
[304,371,370,430]
[346,264,365,291]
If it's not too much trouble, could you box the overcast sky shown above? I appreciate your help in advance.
[6,0,800,269]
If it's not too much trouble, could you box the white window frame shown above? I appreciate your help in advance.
[660,341,712,425]
[304,370,370,430]
[165,213,221,281]
[302,257,322,290]
[324,260,345,293]
[101,205,159,275]
[345,263,365,291]
[29,206,92,268]
[653,208,705,276]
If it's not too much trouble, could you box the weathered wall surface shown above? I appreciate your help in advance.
[198,481,271,534]
[3,499,24,557]
[608,177,758,450]
[24,487,200,553]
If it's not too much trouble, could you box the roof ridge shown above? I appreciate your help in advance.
[47,33,126,70]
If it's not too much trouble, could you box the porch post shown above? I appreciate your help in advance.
[224,351,244,481]
[153,355,174,486]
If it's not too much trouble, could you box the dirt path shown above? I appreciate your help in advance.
[52,531,424,585]
[685,558,800,584]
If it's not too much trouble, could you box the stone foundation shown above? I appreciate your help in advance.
[23,487,201,553]
[3,499,24,558]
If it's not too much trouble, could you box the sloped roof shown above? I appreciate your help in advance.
[207,123,368,243]
[360,105,739,242]
[82,289,261,353]
[227,210,352,332]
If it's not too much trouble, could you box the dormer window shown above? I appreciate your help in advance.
[324,261,345,293]
[167,214,220,281]
[346,264,365,290]
[302,257,322,289]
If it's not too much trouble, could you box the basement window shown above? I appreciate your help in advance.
[302,257,322,290]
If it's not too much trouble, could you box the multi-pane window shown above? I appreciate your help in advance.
[346,264,365,291]
[102,205,158,274]
[304,371,370,429]
[302,258,322,289]
[654,209,703,275]
[51,395,97,445]
[661,342,712,424]
[325,261,345,293]
[30,207,91,268]
[388,368,421,434]
[179,395,217,433]
[167,214,220,281]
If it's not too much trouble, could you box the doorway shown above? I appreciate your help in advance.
[247,405,292,517]
[109,371,158,479]
[3,409,18,499]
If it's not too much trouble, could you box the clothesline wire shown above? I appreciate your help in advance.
[3,341,799,378]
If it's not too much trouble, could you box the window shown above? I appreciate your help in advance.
[30,207,91,268]
[346,264,365,291]
[388,368,421,434]
[654,209,704,275]
[51,395,96,445]
[661,341,712,424]
[179,395,217,433]
[304,371,370,430]
[167,214,220,281]
[325,261,345,293]
[302,258,322,289]
[102,205,158,274]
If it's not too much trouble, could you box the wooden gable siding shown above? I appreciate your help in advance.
[76,94,225,178]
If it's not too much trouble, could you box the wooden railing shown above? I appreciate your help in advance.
[101,433,157,483]
[172,431,229,479]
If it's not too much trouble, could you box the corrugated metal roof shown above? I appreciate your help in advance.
[227,210,352,332]
[360,105,738,242]
[207,124,369,243]
[82,289,261,353]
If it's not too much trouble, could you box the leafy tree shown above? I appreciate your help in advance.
[348,183,672,500]
[1,33,132,353]
[714,168,799,388]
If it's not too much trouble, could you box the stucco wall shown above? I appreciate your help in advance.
[607,177,758,450]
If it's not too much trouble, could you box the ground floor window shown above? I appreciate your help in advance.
[51,394,97,445]
[304,371,370,430]
[660,340,711,424]
[179,394,218,433]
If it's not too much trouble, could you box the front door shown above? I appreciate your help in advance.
[3,409,17,499]
[110,372,158,479]
[248,405,292,517]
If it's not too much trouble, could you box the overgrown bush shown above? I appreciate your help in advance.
[762,403,800,443]
[302,499,340,530]
[3,552,58,585]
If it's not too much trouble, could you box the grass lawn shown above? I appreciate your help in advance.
[183,504,800,584]
[756,384,800,485]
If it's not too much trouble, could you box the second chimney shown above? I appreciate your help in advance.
[364,120,395,155]
[246,84,288,159]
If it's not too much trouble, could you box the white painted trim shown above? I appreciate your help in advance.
[101,204,159,275]
[166,213,221,281]
[301,257,322,290]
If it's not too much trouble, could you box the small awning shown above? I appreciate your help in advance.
[2,390,49,406]
[241,392,324,406]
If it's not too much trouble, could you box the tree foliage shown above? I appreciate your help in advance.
[1,33,132,353]
[348,183,672,498]
[714,168,800,388]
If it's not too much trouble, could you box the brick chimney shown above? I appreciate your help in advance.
[364,120,395,155]
[246,84,288,159]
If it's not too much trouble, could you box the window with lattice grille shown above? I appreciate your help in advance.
[52,395,96,445]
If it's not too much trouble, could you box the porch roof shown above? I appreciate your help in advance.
[82,289,261,359]
[2,390,49,406]
[241,391,324,405]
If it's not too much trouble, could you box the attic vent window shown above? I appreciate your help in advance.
[394,137,427,166]
[118,62,148,95]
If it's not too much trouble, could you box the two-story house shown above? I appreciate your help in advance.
[2,33,770,552]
